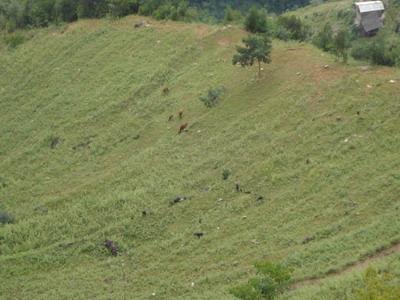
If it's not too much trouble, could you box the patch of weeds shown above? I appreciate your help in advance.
[355,267,400,299]
[199,86,225,108]
[3,33,26,49]
[0,211,15,225]
[0,176,7,189]
[222,169,231,180]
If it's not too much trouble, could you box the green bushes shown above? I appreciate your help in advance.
[230,261,292,300]
[245,7,269,34]
[0,0,198,31]
[0,211,15,225]
[199,86,225,108]
[275,15,309,41]
[350,33,400,67]
[3,32,25,48]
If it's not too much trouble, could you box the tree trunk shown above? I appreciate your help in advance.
[258,60,261,78]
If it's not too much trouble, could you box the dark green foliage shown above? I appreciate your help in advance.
[245,7,268,34]
[232,34,272,77]
[189,0,311,17]
[107,0,140,18]
[313,23,333,52]
[230,261,292,300]
[199,86,225,108]
[276,15,309,41]
[222,169,231,180]
[332,29,351,63]
[223,6,242,24]
[0,176,7,189]
[3,31,25,48]
[0,0,312,30]
[0,211,15,225]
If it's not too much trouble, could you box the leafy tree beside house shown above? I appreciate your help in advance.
[233,33,272,77]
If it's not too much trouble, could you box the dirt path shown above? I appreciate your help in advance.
[291,242,400,289]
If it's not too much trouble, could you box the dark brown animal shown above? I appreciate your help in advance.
[178,110,184,119]
[178,123,188,134]
[104,240,118,256]
[168,115,174,121]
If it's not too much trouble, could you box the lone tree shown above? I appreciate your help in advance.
[233,34,272,77]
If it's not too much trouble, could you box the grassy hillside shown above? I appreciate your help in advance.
[0,14,400,299]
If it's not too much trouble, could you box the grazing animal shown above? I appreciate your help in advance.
[104,240,119,256]
[178,123,188,134]
[169,196,189,206]
[163,87,170,95]
[194,232,204,239]
[168,115,174,121]
[178,110,184,119]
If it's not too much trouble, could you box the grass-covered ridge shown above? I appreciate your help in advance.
[0,15,400,299]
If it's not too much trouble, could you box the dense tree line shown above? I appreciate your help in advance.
[189,0,310,18]
[0,0,311,31]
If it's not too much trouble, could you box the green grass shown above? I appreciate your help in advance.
[0,14,400,299]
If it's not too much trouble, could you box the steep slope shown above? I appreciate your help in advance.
[0,16,399,299]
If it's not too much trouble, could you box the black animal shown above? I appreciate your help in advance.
[168,115,174,121]
[104,240,119,256]
[194,232,204,239]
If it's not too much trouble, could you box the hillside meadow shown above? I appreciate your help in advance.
[0,14,399,299]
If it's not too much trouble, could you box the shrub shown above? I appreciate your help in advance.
[313,23,334,52]
[245,6,269,34]
[0,211,15,225]
[222,169,231,180]
[355,267,400,300]
[223,6,242,24]
[276,15,309,41]
[199,86,225,108]
[3,32,25,49]
[351,33,400,66]
[230,261,292,300]
[332,29,351,63]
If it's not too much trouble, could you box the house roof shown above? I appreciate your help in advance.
[355,1,384,13]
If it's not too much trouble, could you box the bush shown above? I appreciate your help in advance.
[276,15,309,41]
[245,6,269,34]
[0,211,15,225]
[313,23,334,52]
[332,29,351,63]
[355,267,400,300]
[222,169,231,180]
[351,33,400,66]
[230,261,292,300]
[199,86,225,108]
[3,32,25,49]
[223,6,242,24]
